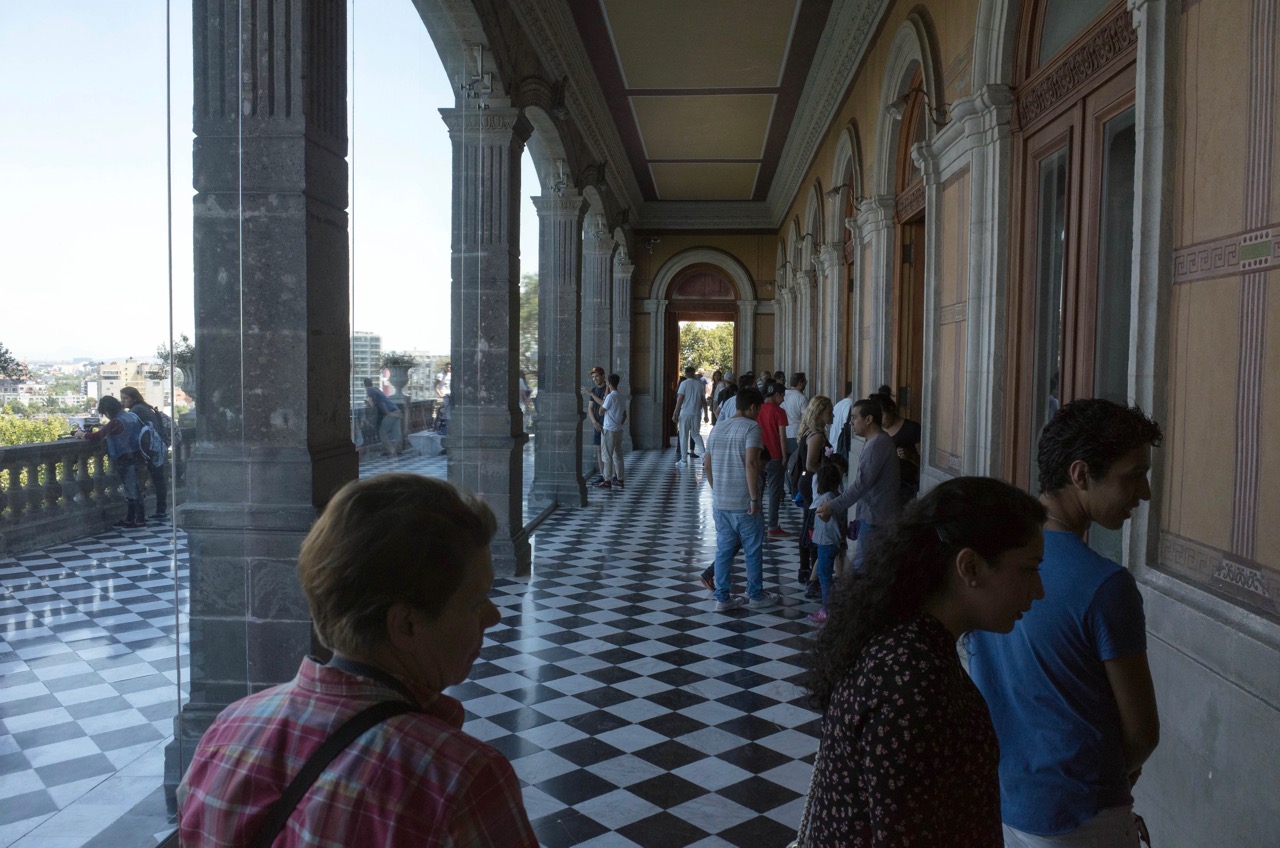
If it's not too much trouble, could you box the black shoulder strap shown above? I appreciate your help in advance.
[250,701,419,848]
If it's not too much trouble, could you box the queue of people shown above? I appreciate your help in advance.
[164,357,1162,848]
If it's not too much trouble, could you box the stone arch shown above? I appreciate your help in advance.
[649,248,757,303]
[871,13,945,196]
[829,122,866,243]
[803,182,824,266]
[972,0,1021,88]
[787,217,803,271]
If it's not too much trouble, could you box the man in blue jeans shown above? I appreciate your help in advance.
[703,387,778,612]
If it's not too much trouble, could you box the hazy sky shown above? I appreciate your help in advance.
[0,1,539,363]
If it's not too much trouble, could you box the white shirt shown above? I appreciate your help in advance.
[602,391,627,431]
[782,389,806,439]
[830,397,855,445]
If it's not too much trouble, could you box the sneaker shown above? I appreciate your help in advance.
[767,527,793,538]
[595,480,613,489]
[688,453,700,460]
[699,573,715,592]
[112,518,131,528]
[746,591,779,609]
[804,582,822,600]
[149,513,169,521]
[611,478,624,490]
[808,608,829,625]
[121,521,146,529]
[714,595,747,612]
[675,459,687,467]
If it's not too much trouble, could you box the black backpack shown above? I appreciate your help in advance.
[835,411,852,460]
[154,407,181,446]
[786,435,806,495]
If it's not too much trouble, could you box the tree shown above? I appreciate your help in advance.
[0,415,65,446]
[156,333,194,373]
[518,272,539,391]
[678,322,734,376]
[0,341,27,380]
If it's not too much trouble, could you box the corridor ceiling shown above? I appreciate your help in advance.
[500,0,887,230]
[569,0,834,207]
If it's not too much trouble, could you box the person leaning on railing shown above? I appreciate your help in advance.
[77,395,146,528]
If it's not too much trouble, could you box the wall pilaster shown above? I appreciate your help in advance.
[859,195,897,390]
[817,245,846,400]
[530,192,588,509]
[612,258,636,451]
[441,106,532,576]
[580,228,614,473]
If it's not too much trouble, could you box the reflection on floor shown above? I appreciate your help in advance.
[1,443,822,847]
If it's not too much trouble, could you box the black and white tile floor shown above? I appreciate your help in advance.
[2,442,821,848]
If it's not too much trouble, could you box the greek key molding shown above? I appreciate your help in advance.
[1173,225,1280,284]
[1017,7,1137,127]
[931,448,962,476]
[937,302,967,325]
[1158,531,1280,619]
[895,180,926,223]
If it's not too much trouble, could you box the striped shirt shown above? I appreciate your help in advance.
[177,658,537,847]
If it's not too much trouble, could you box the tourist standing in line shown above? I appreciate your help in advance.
[782,372,808,479]
[703,387,777,612]
[796,396,834,585]
[816,397,900,567]
[829,382,856,458]
[800,477,1046,847]
[969,399,1163,848]
[757,381,792,538]
[874,385,922,505]
[120,386,169,522]
[708,369,726,426]
[584,373,628,489]
[672,365,706,467]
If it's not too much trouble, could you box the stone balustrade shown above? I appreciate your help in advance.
[0,429,193,557]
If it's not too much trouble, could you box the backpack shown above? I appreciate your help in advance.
[785,437,805,495]
[835,413,852,461]
[138,422,166,468]
[154,407,181,447]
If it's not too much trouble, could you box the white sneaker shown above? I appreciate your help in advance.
[746,591,780,609]
[675,459,687,467]
[714,595,747,612]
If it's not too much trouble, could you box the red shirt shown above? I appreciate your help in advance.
[178,658,537,848]
[756,402,788,461]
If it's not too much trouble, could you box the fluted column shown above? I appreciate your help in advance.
[817,245,846,400]
[776,279,792,375]
[860,195,897,389]
[580,224,613,473]
[441,106,532,576]
[612,257,635,451]
[795,270,815,376]
[173,0,353,784]
[530,192,588,509]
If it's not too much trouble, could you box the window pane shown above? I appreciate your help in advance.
[1039,0,1114,66]
[1030,147,1070,493]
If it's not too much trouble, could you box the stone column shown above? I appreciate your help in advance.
[775,279,791,376]
[580,225,613,474]
[441,106,532,576]
[736,300,757,377]
[817,244,846,400]
[530,191,587,509]
[171,0,354,784]
[795,270,815,377]
[612,257,635,451]
[859,195,897,388]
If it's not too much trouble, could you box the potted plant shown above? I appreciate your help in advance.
[381,352,417,402]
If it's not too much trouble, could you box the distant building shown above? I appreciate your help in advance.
[96,359,171,408]
[351,331,382,402]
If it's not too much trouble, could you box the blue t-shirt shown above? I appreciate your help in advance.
[968,530,1147,835]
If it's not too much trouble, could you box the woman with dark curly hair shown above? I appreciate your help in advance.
[797,477,1047,847]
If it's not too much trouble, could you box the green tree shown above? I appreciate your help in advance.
[156,333,194,372]
[518,273,539,391]
[0,415,66,446]
[678,322,734,376]
[0,341,27,380]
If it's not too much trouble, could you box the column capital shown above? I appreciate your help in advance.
[817,244,844,276]
[439,106,533,144]
[858,194,896,232]
[531,191,588,219]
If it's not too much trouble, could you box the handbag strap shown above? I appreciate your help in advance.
[250,701,419,848]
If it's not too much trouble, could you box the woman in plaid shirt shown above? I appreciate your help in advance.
[178,473,537,847]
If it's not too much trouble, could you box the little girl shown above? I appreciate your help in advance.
[808,462,846,624]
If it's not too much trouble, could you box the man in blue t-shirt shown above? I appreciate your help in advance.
[969,399,1164,847]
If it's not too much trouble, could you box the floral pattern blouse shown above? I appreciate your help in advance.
[805,614,1001,847]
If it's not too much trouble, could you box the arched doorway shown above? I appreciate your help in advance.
[661,265,738,446]
[892,69,929,421]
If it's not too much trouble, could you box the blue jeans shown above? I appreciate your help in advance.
[115,454,140,502]
[853,523,880,570]
[815,543,838,608]
[713,509,765,602]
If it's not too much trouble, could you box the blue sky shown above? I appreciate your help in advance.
[0,1,539,362]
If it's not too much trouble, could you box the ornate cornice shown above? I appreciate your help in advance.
[440,107,533,141]
[895,179,926,223]
[1017,7,1137,128]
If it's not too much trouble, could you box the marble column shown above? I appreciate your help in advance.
[859,195,897,389]
[171,0,354,784]
[776,280,792,376]
[580,225,613,474]
[441,106,532,576]
[817,244,846,400]
[612,257,635,452]
[530,191,587,509]
[795,270,815,377]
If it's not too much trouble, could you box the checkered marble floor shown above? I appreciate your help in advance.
[1,441,820,848]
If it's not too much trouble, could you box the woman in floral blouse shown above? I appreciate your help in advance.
[801,477,1047,847]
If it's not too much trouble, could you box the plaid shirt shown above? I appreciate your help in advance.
[177,658,537,847]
